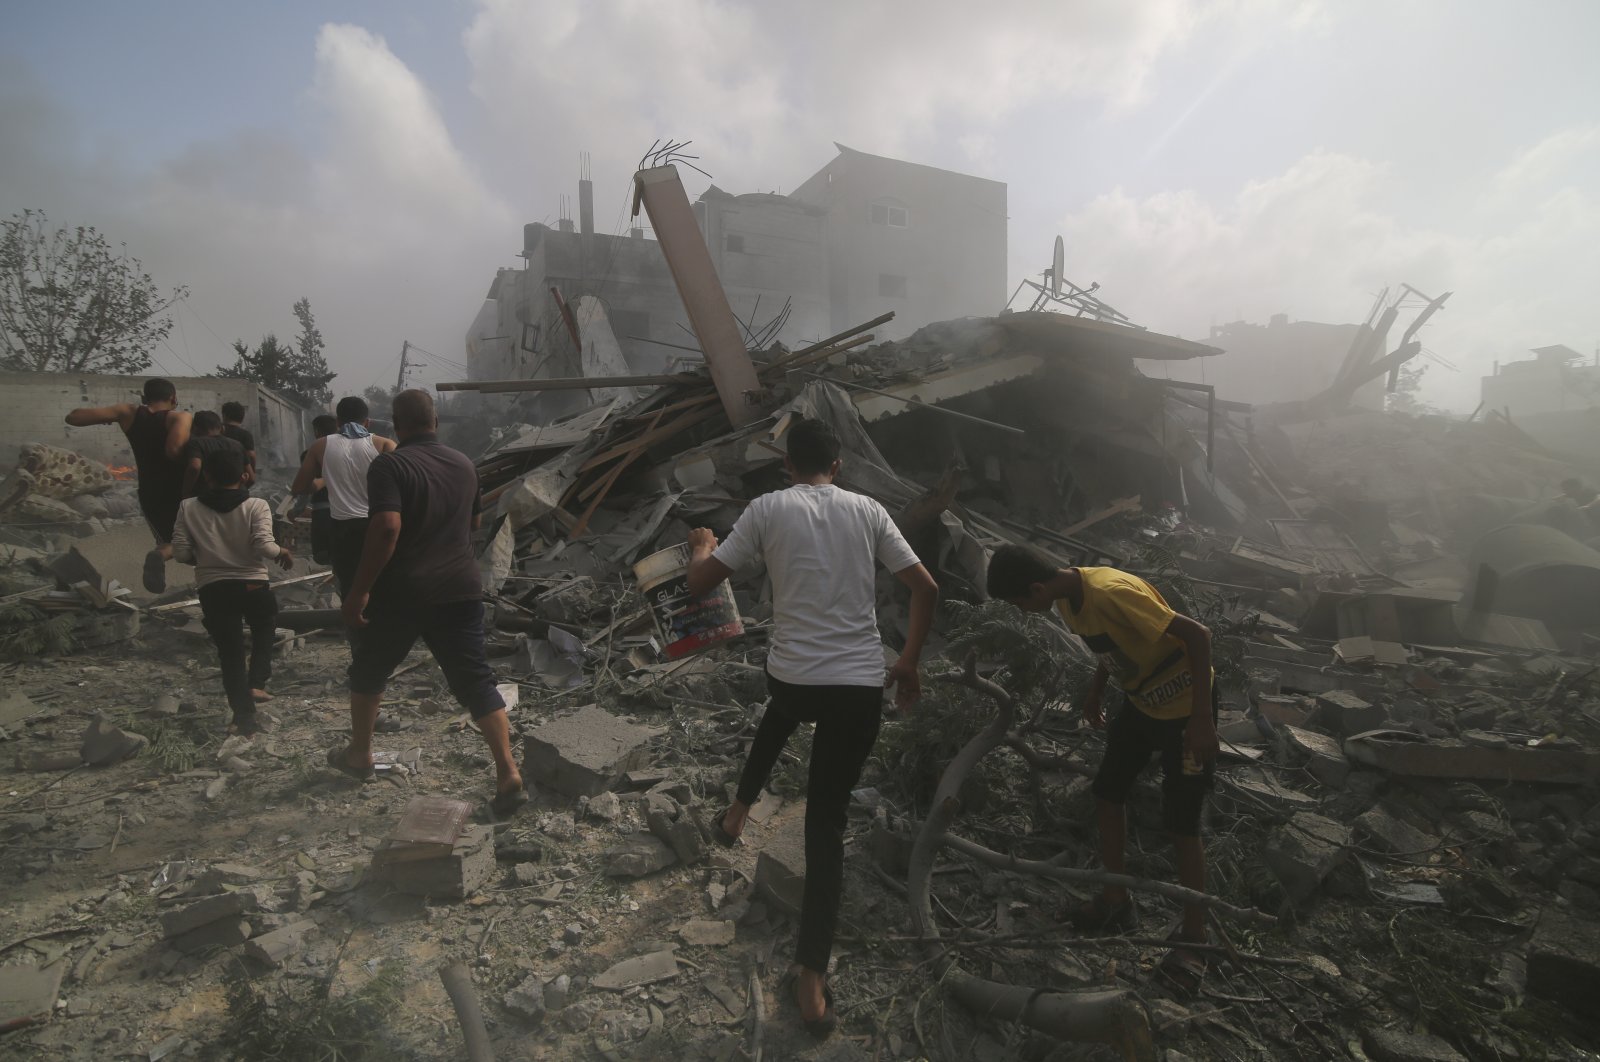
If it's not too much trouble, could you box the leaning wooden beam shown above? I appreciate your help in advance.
[436,373,702,393]
[762,311,895,375]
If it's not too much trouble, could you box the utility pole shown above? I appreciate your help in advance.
[396,341,410,392]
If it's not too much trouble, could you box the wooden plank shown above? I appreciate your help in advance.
[1061,495,1141,537]
[578,405,721,474]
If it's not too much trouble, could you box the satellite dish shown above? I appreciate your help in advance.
[1050,235,1064,297]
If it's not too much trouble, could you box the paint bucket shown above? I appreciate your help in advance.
[633,543,745,659]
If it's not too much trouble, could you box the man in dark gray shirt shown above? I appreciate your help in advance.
[331,389,525,815]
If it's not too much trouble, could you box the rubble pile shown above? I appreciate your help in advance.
[3,307,1600,1060]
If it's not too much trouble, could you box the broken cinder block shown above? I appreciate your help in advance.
[243,919,316,967]
[370,823,495,899]
[523,704,663,798]
[160,890,261,939]
[1314,690,1387,737]
[753,815,806,917]
[1282,725,1351,788]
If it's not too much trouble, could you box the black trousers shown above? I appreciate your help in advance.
[736,672,883,974]
[310,507,333,565]
[198,580,279,719]
[330,516,369,598]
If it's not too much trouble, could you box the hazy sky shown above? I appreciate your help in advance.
[3,0,1596,409]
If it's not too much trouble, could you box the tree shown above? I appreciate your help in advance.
[363,384,399,411]
[0,209,187,374]
[1386,362,1440,415]
[217,298,336,409]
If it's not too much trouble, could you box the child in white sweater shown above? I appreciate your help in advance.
[171,447,293,734]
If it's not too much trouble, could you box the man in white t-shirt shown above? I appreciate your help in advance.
[290,396,396,596]
[686,418,937,1035]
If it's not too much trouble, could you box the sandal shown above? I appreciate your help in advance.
[1063,894,1138,934]
[1156,930,1211,995]
[490,786,529,818]
[325,746,376,783]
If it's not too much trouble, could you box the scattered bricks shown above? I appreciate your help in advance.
[754,817,806,917]
[504,975,547,1024]
[1315,690,1386,737]
[1257,694,1315,728]
[1527,906,1600,1014]
[603,834,677,879]
[371,824,495,899]
[1362,1026,1468,1062]
[592,950,679,991]
[523,705,662,798]
[679,919,735,947]
[243,919,315,967]
[1355,808,1435,861]
[648,811,707,868]
[160,891,260,939]
[79,713,148,766]
[1262,812,1351,905]
[171,918,252,955]
[1282,725,1351,787]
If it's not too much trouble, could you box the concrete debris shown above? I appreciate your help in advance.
[79,713,147,766]
[242,919,315,967]
[523,704,662,797]
[1526,906,1600,1014]
[1262,812,1351,905]
[753,815,807,917]
[678,919,736,946]
[1361,1026,1469,1062]
[0,961,65,1032]
[591,949,679,991]
[160,890,261,939]
[603,833,677,879]
[503,975,548,1024]
[370,823,495,899]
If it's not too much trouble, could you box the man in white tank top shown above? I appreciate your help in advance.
[290,396,395,596]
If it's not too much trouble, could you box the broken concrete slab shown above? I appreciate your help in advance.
[1282,725,1351,787]
[0,961,64,1032]
[1257,693,1315,728]
[523,704,663,797]
[242,919,315,967]
[160,890,261,939]
[591,949,679,991]
[1362,1026,1467,1062]
[1314,690,1387,737]
[1527,906,1600,1014]
[603,833,677,879]
[678,919,735,947]
[370,824,495,899]
[1344,729,1600,785]
[170,918,252,955]
[1261,812,1351,905]
[1355,808,1435,861]
[79,713,147,766]
[0,690,38,728]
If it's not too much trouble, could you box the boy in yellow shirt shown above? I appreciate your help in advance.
[988,545,1217,986]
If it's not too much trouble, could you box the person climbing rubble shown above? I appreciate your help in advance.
[64,377,193,594]
[685,417,939,1036]
[987,545,1218,992]
[170,445,293,735]
[332,389,524,816]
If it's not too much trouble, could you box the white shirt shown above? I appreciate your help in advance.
[171,497,283,587]
[713,483,919,687]
[322,433,379,521]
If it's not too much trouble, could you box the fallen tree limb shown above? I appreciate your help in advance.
[947,976,1155,1062]
[943,833,1277,928]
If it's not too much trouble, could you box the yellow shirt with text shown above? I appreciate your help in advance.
[1055,567,1208,721]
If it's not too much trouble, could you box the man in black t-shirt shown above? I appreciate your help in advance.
[331,389,525,815]
[221,401,257,485]
[181,411,246,498]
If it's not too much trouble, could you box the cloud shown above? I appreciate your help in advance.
[1060,134,1600,409]
[0,25,511,388]
[460,0,1302,203]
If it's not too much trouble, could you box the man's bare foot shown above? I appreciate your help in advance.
[796,968,827,1022]
[251,689,273,703]
[721,803,749,841]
